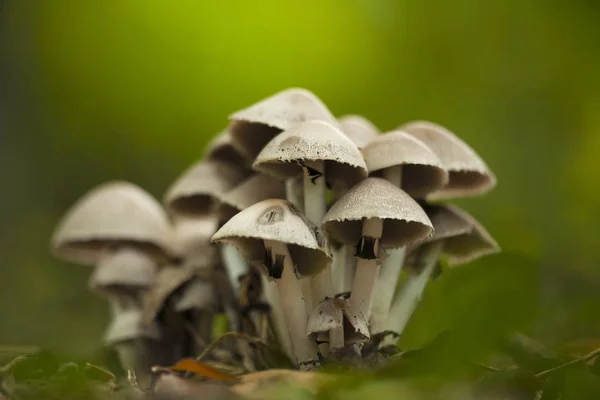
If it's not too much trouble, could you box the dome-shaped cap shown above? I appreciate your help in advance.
[89,248,157,294]
[204,131,249,167]
[400,121,496,199]
[211,199,332,278]
[218,174,285,223]
[229,88,337,159]
[172,278,215,312]
[254,119,367,189]
[173,215,218,266]
[164,160,249,216]
[103,307,161,345]
[307,298,369,341]
[338,115,379,149]
[406,205,500,268]
[51,181,177,266]
[322,178,433,249]
[364,130,449,198]
[141,265,199,326]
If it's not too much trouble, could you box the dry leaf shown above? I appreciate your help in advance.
[163,358,237,381]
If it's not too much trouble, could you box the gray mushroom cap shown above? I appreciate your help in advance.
[218,174,286,223]
[363,130,449,198]
[103,307,161,345]
[51,181,177,265]
[204,130,249,167]
[400,121,496,199]
[307,298,369,341]
[322,178,433,249]
[173,215,218,268]
[164,160,249,216]
[228,88,337,160]
[89,248,157,294]
[172,278,215,312]
[406,205,500,268]
[211,199,332,278]
[253,119,367,190]
[338,115,380,149]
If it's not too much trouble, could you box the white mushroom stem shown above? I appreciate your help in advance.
[263,240,318,367]
[370,166,406,334]
[385,241,444,345]
[220,244,249,294]
[261,274,293,359]
[340,245,357,295]
[350,217,384,320]
[286,176,313,312]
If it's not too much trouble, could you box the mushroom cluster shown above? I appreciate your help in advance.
[50,88,500,380]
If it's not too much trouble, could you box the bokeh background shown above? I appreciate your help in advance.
[0,0,598,361]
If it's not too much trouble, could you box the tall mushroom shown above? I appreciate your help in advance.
[253,119,367,311]
[212,199,332,368]
[50,181,177,377]
[228,88,337,161]
[400,121,496,199]
[385,204,500,342]
[322,178,433,323]
[361,131,449,334]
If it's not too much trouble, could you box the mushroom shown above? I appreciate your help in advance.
[338,114,380,150]
[103,302,161,388]
[361,130,449,334]
[385,204,500,342]
[322,178,433,324]
[253,119,367,311]
[204,130,250,168]
[400,121,497,199]
[228,88,337,160]
[211,199,332,368]
[307,298,369,351]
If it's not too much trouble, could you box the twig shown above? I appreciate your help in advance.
[536,347,600,378]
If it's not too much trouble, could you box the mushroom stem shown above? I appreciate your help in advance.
[370,166,406,334]
[350,217,384,320]
[385,241,444,345]
[263,240,318,367]
[286,176,313,312]
[220,244,249,294]
[340,245,357,295]
[261,274,293,358]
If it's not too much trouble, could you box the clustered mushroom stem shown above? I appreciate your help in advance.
[261,274,293,358]
[263,240,318,367]
[220,244,249,295]
[350,217,384,320]
[341,245,357,295]
[285,176,313,312]
[384,240,444,345]
[370,166,406,333]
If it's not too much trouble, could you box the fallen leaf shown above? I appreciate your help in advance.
[162,358,237,381]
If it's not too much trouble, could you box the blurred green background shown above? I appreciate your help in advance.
[0,0,598,360]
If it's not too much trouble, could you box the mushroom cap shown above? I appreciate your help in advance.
[211,199,332,278]
[172,278,215,312]
[218,174,286,223]
[307,298,369,341]
[228,88,337,159]
[338,115,380,149]
[406,205,500,268]
[173,215,218,266]
[364,130,449,198]
[253,119,367,189]
[204,131,250,167]
[104,307,161,345]
[51,181,177,266]
[142,265,199,326]
[164,159,249,216]
[322,178,433,249]
[89,248,157,294]
[400,121,496,199]
[441,206,500,265]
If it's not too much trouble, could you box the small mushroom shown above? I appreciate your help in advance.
[228,88,337,160]
[362,130,448,334]
[212,199,332,368]
[338,114,380,150]
[322,178,433,322]
[254,119,368,311]
[204,130,250,168]
[386,204,500,341]
[307,298,369,350]
[400,120,496,199]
